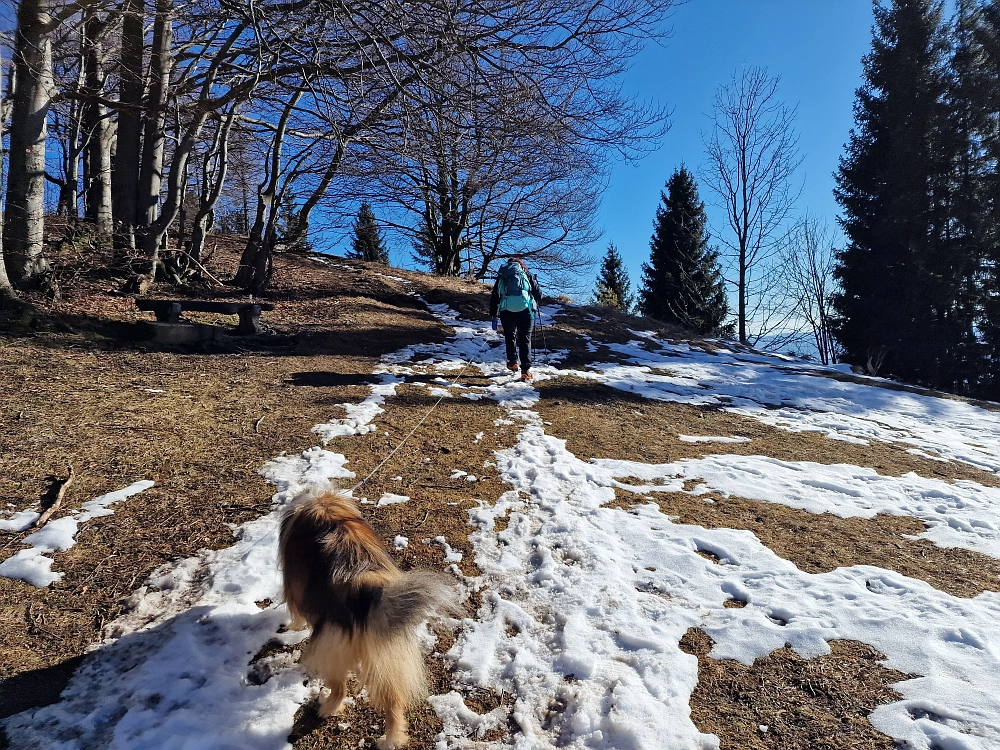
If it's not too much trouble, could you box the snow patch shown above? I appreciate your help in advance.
[377,493,410,506]
[0,481,154,587]
[312,374,402,441]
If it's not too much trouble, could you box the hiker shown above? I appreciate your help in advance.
[490,256,543,381]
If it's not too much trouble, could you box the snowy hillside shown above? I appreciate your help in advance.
[5,287,1000,749]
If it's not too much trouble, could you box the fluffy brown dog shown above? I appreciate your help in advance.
[279,489,457,749]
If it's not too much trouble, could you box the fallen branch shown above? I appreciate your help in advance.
[28,466,75,530]
[176,247,225,288]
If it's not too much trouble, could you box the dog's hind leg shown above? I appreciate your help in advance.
[377,703,409,749]
[318,669,349,718]
[303,626,356,718]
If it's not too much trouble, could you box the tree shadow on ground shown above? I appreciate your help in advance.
[286,372,379,388]
[0,654,86,722]
[0,311,449,361]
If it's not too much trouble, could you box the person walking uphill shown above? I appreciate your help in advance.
[490,256,543,381]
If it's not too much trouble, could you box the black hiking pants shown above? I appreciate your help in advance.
[499,309,533,373]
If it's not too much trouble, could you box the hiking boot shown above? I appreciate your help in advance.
[521,372,534,382]
[506,362,519,372]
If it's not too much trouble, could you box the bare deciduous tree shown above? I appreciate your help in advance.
[111,0,144,250]
[81,9,112,234]
[0,0,675,295]
[703,66,802,345]
[136,0,172,233]
[338,0,671,285]
[782,215,840,364]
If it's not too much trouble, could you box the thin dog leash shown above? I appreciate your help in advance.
[239,332,496,563]
[348,334,495,494]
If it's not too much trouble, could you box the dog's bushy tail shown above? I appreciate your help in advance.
[369,569,461,637]
[356,570,461,709]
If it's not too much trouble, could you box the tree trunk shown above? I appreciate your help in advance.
[130,20,247,292]
[133,112,209,291]
[0,250,15,303]
[112,0,143,249]
[190,108,237,262]
[738,242,746,343]
[54,39,84,218]
[82,11,111,235]
[62,100,83,217]
[0,53,16,302]
[5,0,52,285]
[234,89,302,290]
[136,0,172,238]
[241,138,346,294]
[0,141,14,303]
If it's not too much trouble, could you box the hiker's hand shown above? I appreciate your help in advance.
[491,318,498,331]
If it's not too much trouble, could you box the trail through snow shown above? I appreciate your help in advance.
[6,303,1000,750]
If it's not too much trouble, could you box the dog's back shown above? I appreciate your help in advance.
[278,489,457,747]
[279,490,397,632]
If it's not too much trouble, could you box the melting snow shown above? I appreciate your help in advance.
[312,374,402,441]
[8,302,1000,750]
[0,481,155,587]
[377,493,410,506]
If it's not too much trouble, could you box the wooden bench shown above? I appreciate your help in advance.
[136,298,275,334]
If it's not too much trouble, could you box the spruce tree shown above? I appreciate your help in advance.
[276,195,313,253]
[970,0,1000,396]
[936,0,991,391]
[638,166,729,335]
[349,202,389,263]
[832,0,955,384]
[591,243,634,312]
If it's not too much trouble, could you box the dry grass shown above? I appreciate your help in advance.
[679,629,914,750]
[2,234,996,748]
[535,377,1000,487]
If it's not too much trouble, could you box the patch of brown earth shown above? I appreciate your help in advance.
[536,377,1000,487]
[0,248,512,750]
[613,488,1000,598]
[679,628,914,750]
[292,377,521,748]
[537,377,1000,597]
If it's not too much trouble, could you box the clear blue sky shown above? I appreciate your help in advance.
[598,0,876,299]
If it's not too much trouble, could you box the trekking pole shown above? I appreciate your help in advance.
[541,319,548,365]
[536,308,547,365]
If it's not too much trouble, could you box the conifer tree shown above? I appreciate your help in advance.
[349,202,389,263]
[833,0,958,384]
[638,166,729,335]
[970,0,1000,396]
[277,195,314,254]
[591,243,633,312]
[937,0,991,390]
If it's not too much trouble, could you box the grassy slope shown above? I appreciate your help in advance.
[1,235,995,749]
